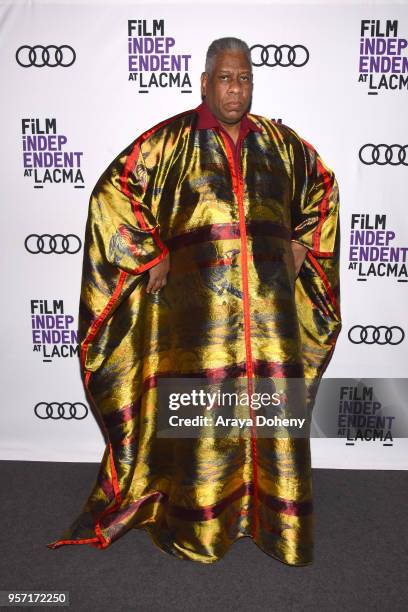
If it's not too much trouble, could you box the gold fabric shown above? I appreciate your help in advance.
[47,104,341,565]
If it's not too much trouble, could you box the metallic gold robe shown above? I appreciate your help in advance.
[47,103,341,565]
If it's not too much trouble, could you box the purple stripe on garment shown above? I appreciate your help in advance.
[165,222,291,251]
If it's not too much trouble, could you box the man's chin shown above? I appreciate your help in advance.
[221,108,245,123]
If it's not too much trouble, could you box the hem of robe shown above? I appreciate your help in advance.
[145,527,313,566]
[46,514,313,567]
[145,526,313,567]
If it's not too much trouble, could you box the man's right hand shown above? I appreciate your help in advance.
[145,252,170,293]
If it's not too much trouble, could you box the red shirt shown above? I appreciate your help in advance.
[195,99,262,169]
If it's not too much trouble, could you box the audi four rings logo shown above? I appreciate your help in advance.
[34,402,88,420]
[25,234,82,254]
[250,44,309,67]
[348,325,405,345]
[359,144,408,166]
[16,45,76,67]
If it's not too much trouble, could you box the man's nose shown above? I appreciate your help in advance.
[227,76,243,93]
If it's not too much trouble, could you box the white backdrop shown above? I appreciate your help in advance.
[1,0,407,468]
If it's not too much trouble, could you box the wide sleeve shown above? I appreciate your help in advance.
[291,138,339,259]
[86,137,169,275]
[290,135,342,401]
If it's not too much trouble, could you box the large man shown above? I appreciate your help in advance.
[47,37,341,566]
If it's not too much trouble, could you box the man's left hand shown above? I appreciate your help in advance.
[146,252,170,293]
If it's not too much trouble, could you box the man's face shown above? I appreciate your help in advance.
[201,50,253,125]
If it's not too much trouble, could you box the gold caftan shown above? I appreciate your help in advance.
[47,102,341,565]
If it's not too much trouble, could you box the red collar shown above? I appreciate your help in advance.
[195,100,262,133]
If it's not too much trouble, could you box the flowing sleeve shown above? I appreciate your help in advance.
[291,138,339,259]
[78,136,169,373]
[290,135,342,399]
[87,138,169,275]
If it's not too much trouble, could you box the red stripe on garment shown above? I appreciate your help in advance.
[167,224,241,250]
[300,138,332,255]
[47,537,101,549]
[167,482,253,521]
[312,157,331,253]
[218,129,259,541]
[81,271,128,369]
[108,442,121,504]
[253,359,304,378]
[130,245,169,275]
[99,476,114,500]
[100,482,312,526]
[144,362,248,390]
[306,251,341,319]
[165,221,292,251]
[259,488,313,517]
[142,361,304,389]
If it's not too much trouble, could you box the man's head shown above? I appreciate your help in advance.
[201,37,253,127]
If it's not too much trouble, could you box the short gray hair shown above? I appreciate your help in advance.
[205,37,252,76]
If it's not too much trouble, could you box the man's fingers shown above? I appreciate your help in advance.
[146,280,160,293]
[146,274,167,293]
[146,254,170,292]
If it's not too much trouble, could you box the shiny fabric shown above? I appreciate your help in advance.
[47,102,341,565]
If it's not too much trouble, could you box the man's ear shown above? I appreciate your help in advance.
[200,71,207,97]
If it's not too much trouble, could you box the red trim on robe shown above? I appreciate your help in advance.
[81,271,128,369]
[307,251,341,319]
[218,129,259,542]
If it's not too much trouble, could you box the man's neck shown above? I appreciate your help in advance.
[218,119,241,145]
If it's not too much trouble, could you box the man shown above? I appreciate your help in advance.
[47,37,341,566]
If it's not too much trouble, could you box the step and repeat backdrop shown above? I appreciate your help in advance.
[1,1,407,468]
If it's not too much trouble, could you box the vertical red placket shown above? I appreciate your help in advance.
[218,127,259,541]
